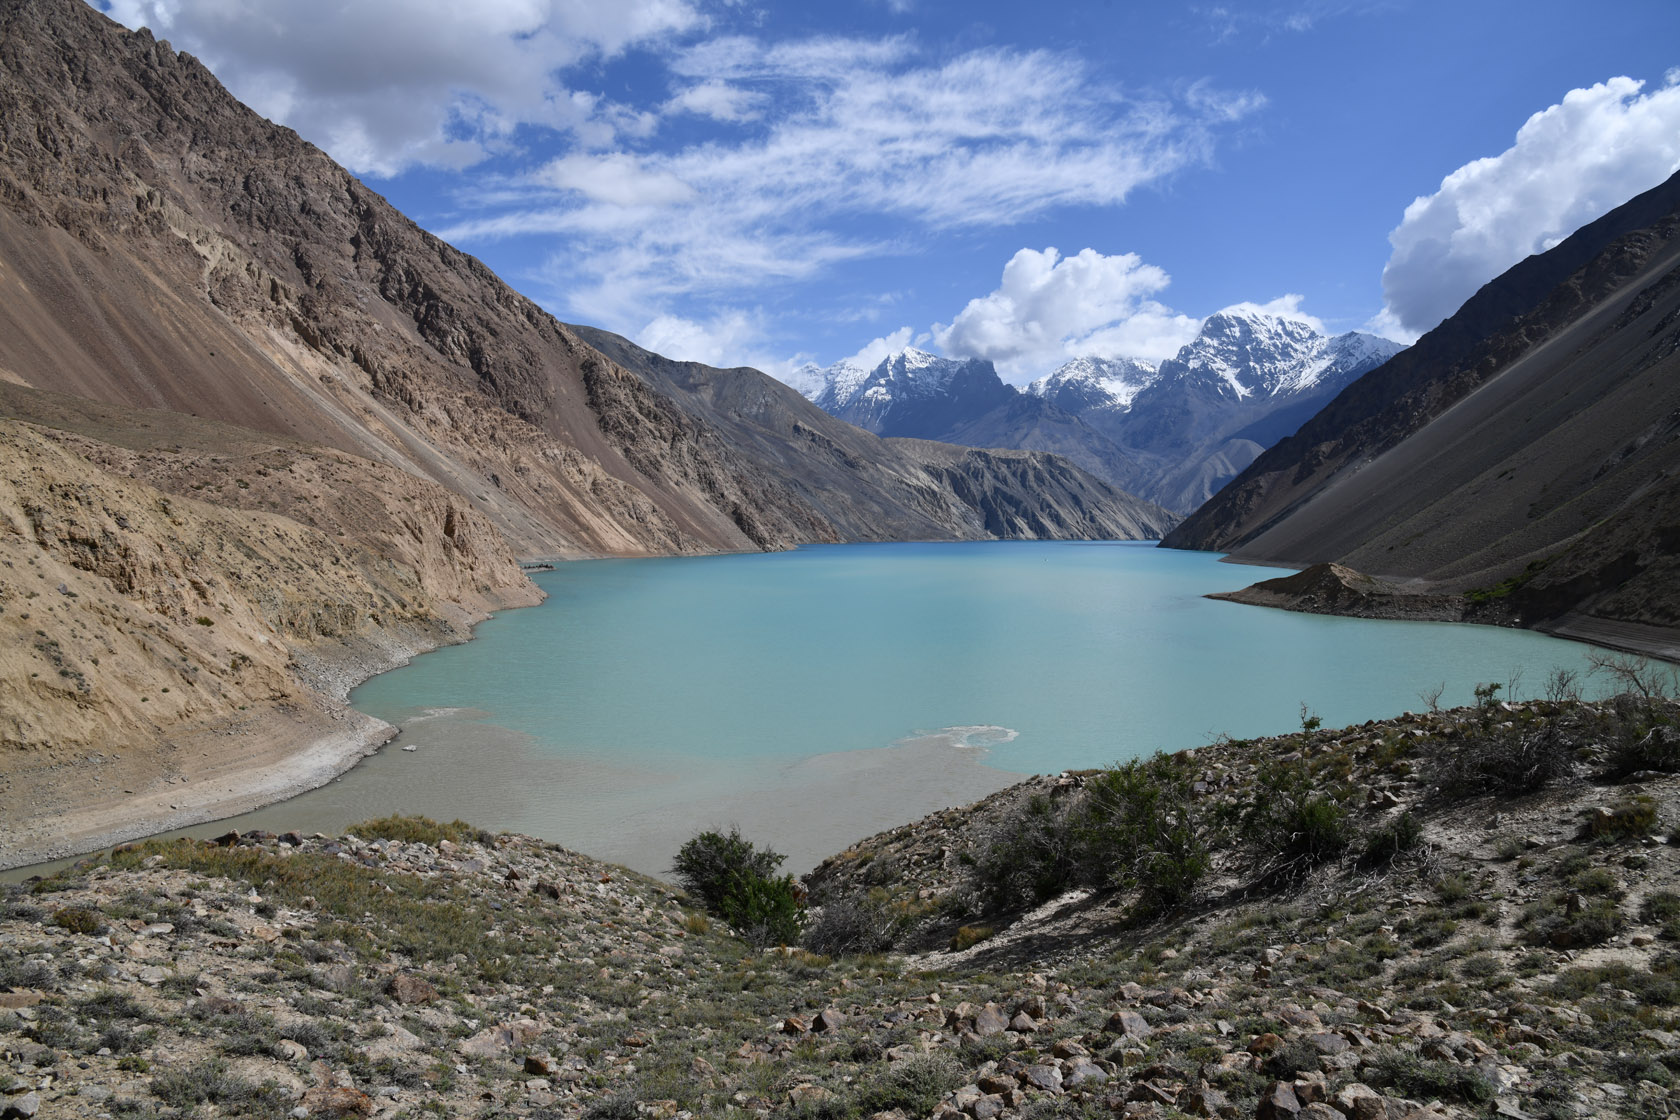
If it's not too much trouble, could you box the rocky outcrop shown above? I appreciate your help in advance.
[1208,563,1467,622]
[573,326,1178,542]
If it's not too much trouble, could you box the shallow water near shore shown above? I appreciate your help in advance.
[44,542,1611,878]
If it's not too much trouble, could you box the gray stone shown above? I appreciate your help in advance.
[1256,1081,1301,1120]
[2,1092,41,1120]
[1106,1009,1153,1040]
[1019,1064,1063,1093]
[1063,1059,1108,1088]
[973,1003,1009,1037]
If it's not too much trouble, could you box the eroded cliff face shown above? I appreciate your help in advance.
[0,391,541,866]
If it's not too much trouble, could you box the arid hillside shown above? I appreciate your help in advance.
[4,693,1678,1119]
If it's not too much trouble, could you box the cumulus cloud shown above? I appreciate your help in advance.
[1218,294,1325,332]
[1379,74,1680,337]
[932,248,1204,382]
[102,0,703,176]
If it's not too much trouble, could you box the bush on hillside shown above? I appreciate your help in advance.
[967,793,1080,913]
[1237,760,1351,872]
[1074,751,1208,916]
[672,828,803,947]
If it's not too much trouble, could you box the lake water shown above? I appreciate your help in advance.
[112,541,1609,878]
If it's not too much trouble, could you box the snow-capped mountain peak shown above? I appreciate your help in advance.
[789,347,997,412]
[1026,356,1160,413]
[1158,308,1403,400]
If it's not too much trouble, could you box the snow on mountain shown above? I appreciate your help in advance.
[792,347,992,413]
[1156,306,1404,401]
[1026,356,1160,413]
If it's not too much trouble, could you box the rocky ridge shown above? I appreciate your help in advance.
[5,695,1680,1120]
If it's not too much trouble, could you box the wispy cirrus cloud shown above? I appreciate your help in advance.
[439,39,1264,332]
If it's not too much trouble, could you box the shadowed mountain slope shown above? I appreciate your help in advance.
[1165,170,1680,645]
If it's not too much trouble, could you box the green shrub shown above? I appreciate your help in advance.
[1074,752,1209,916]
[853,1054,964,1116]
[1240,762,1350,870]
[968,792,1079,912]
[1433,721,1574,798]
[1585,796,1659,840]
[150,1058,290,1116]
[802,893,898,957]
[1521,892,1624,948]
[50,907,104,935]
[949,925,994,951]
[672,828,803,948]
[1644,890,1680,940]
[1367,1049,1495,1104]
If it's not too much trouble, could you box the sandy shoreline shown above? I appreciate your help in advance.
[0,705,394,871]
[0,591,540,873]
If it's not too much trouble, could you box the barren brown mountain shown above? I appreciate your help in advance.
[1165,169,1680,657]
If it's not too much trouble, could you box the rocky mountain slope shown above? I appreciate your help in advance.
[572,328,1178,542]
[6,693,1678,1120]
[789,350,1149,497]
[1098,313,1403,513]
[1165,170,1680,654]
[792,319,1400,515]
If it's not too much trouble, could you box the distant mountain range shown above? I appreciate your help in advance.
[789,312,1403,513]
[1167,168,1680,651]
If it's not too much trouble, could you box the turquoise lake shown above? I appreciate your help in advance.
[142,540,1611,877]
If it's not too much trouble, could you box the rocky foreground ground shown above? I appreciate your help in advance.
[4,690,1680,1120]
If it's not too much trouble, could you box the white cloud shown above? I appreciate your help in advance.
[635,309,787,372]
[1380,74,1680,337]
[1217,294,1325,332]
[537,153,696,207]
[842,328,916,371]
[102,0,703,176]
[932,247,1204,382]
[664,80,766,122]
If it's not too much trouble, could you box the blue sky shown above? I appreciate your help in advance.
[103,0,1680,383]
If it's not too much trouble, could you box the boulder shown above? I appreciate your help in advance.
[1106,1009,1154,1040]
[1256,1081,1301,1120]
[386,974,437,1005]
[973,1004,1009,1037]
[297,1086,373,1118]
